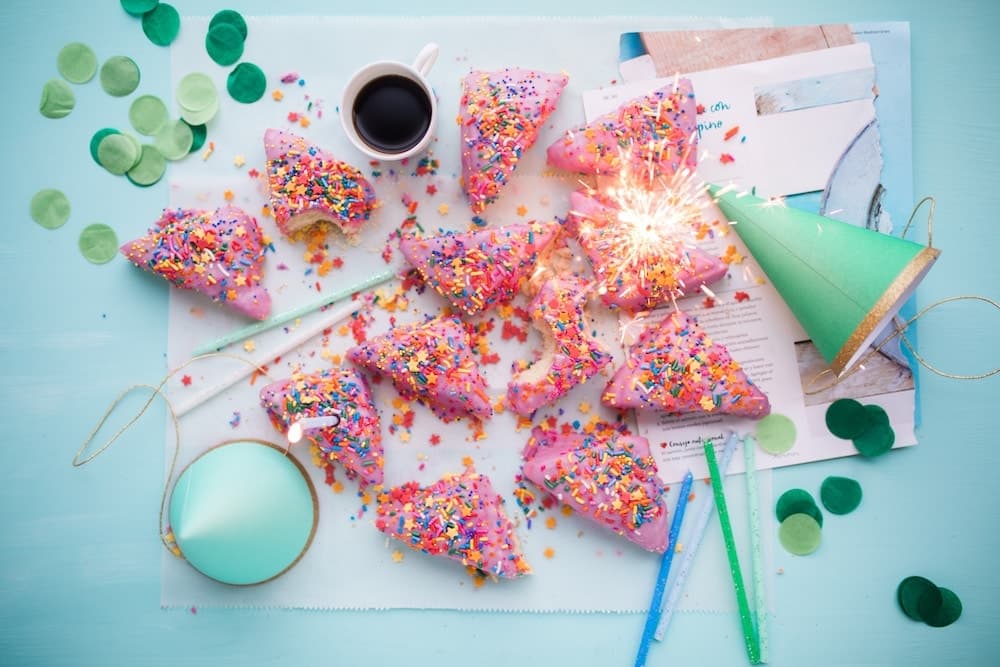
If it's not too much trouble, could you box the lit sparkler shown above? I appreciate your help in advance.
[571,140,711,309]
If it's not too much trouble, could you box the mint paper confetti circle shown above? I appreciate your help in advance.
[129,94,169,135]
[57,42,98,84]
[778,513,822,556]
[126,145,167,187]
[39,79,75,119]
[79,224,119,264]
[100,56,141,97]
[177,72,217,110]
[755,413,796,455]
[97,133,141,175]
[30,189,71,230]
[90,129,121,164]
[141,3,180,46]
[176,73,220,125]
[154,119,194,160]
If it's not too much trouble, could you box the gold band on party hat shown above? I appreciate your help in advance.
[832,245,941,376]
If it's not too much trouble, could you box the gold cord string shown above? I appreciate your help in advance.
[72,353,276,555]
[804,197,999,393]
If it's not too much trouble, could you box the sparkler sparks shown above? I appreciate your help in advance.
[571,142,710,309]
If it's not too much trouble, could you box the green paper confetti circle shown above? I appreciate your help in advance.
[177,72,218,111]
[775,488,823,527]
[916,584,945,621]
[90,128,121,164]
[898,576,938,621]
[778,513,822,556]
[39,79,75,119]
[755,413,796,455]
[141,3,180,47]
[79,224,119,264]
[57,42,98,84]
[206,23,245,67]
[126,145,167,186]
[154,119,194,160]
[185,122,207,153]
[129,94,169,135]
[227,62,266,103]
[30,189,71,230]
[120,0,159,17]
[209,9,248,40]
[923,587,962,627]
[820,476,863,515]
[100,56,141,97]
[853,405,895,458]
[97,133,140,175]
[825,398,870,439]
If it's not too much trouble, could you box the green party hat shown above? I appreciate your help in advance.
[710,186,939,376]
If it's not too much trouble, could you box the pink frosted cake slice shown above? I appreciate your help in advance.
[507,276,613,417]
[459,68,569,212]
[567,190,726,312]
[259,367,383,488]
[347,316,493,422]
[120,205,271,320]
[521,427,669,553]
[399,220,559,316]
[547,79,698,177]
[263,128,378,238]
[603,310,770,419]
[375,468,531,579]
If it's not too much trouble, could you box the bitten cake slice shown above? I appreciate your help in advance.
[507,276,613,417]
[547,79,698,177]
[459,68,569,212]
[567,190,727,312]
[603,310,771,419]
[399,220,559,316]
[521,427,669,552]
[347,316,493,422]
[375,468,531,579]
[120,205,271,319]
[263,128,378,239]
[259,367,383,488]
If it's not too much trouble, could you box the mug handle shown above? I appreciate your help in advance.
[412,43,439,78]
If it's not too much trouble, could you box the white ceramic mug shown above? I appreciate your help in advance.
[340,43,439,161]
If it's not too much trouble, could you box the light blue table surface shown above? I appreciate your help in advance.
[3,1,999,665]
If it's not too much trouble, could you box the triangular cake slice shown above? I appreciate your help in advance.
[375,468,531,579]
[568,190,727,312]
[521,427,669,553]
[507,276,613,416]
[459,68,569,212]
[547,79,698,177]
[603,310,770,419]
[263,128,378,239]
[120,205,271,320]
[347,316,493,422]
[259,367,383,488]
[399,220,559,315]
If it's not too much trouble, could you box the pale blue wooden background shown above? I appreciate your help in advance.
[2,1,998,665]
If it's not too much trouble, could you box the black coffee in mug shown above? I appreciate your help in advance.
[352,75,432,154]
